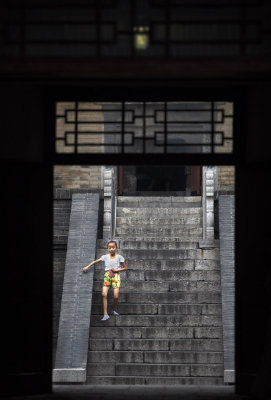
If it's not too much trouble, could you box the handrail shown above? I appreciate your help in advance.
[53,193,100,383]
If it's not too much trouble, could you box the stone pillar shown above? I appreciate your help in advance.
[103,166,117,239]
[202,166,215,240]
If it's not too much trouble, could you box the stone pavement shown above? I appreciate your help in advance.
[5,385,247,400]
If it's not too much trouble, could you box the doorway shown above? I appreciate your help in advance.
[119,165,201,196]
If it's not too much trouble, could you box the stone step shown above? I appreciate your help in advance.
[53,234,69,243]
[53,218,70,226]
[88,351,143,363]
[53,209,71,215]
[53,230,70,238]
[116,216,202,227]
[91,303,158,316]
[90,303,222,316]
[117,196,202,208]
[118,196,202,202]
[94,269,145,281]
[89,326,223,339]
[87,193,222,384]
[96,248,219,261]
[93,259,194,271]
[91,363,222,377]
[90,315,222,327]
[93,269,220,282]
[93,280,221,293]
[99,240,199,250]
[91,291,221,304]
[115,363,223,377]
[94,259,219,271]
[126,292,221,304]
[89,338,168,351]
[88,338,223,351]
[117,207,202,217]
[122,259,196,270]
[144,351,223,364]
[115,226,203,237]
[99,237,210,245]
[144,270,220,281]
[87,351,223,364]
[122,191,187,196]
[86,376,224,385]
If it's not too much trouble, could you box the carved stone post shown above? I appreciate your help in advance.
[202,166,215,240]
[103,167,117,239]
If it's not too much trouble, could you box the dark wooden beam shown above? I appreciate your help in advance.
[1,57,271,80]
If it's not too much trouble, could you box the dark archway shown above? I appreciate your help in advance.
[2,80,271,398]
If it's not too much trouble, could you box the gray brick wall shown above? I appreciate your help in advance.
[218,194,235,383]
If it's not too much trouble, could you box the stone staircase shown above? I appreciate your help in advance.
[87,196,224,385]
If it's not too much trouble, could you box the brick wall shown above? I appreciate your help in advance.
[217,166,235,192]
[54,165,103,189]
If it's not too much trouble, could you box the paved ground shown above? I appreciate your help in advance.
[3,385,249,400]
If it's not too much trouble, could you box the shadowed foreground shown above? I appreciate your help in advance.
[6,385,246,400]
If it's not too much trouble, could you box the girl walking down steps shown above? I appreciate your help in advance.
[83,240,127,321]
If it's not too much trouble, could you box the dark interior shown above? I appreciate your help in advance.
[1,1,271,398]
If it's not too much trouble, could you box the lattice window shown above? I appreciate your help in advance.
[1,0,270,58]
[55,101,233,154]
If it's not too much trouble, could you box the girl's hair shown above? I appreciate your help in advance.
[107,240,118,247]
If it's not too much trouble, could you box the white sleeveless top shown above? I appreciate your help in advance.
[100,254,125,271]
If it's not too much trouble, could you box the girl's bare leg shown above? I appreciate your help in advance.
[112,288,120,311]
[101,286,110,316]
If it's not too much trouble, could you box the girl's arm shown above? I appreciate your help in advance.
[82,258,101,273]
[112,262,127,272]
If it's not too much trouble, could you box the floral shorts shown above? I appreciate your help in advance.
[103,271,121,289]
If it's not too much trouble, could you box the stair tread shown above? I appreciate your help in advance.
[117,207,202,212]
[88,194,222,381]
[118,196,202,201]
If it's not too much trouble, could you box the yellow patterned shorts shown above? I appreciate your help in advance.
[103,271,121,289]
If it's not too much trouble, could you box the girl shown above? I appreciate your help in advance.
[82,240,127,321]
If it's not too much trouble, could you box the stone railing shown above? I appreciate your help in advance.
[103,166,117,240]
[202,166,215,240]
[53,193,100,383]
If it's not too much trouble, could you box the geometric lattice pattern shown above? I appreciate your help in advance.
[55,101,233,154]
